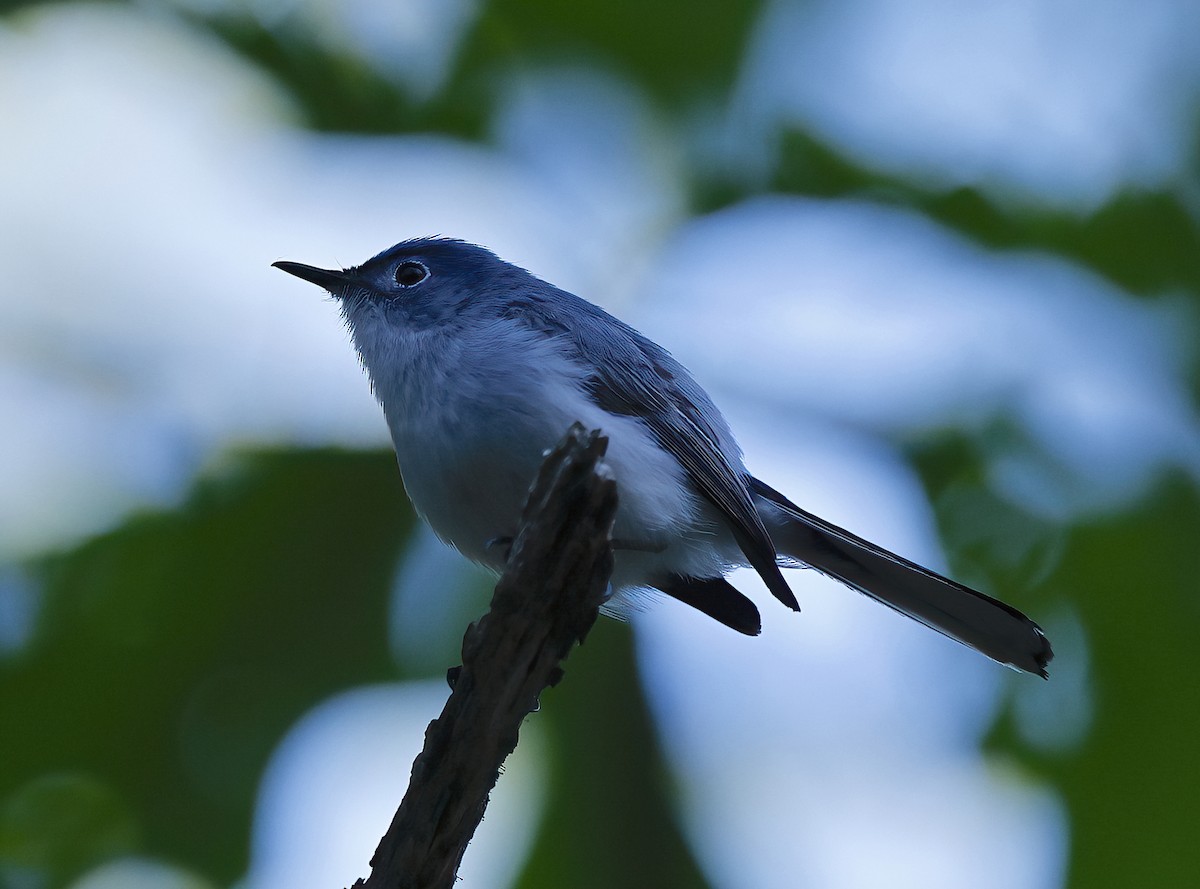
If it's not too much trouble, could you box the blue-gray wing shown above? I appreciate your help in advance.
[504,289,799,611]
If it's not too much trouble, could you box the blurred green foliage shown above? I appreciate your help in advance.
[2,450,411,884]
[761,131,1200,298]
[3,0,1200,887]
[203,15,491,138]
[914,432,1200,888]
[0,773,139,888]
[1045,477,1200,889]
[203,0,760,138]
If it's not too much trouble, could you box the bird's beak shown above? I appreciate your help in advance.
[272,260,356,295]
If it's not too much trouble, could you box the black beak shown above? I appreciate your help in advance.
[272,260,355,294]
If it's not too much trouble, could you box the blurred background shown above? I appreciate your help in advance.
[2,0,1199,887]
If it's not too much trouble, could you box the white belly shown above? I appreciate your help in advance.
[371,325,743,589]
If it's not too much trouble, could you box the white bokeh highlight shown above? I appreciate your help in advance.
[162,0,480,100]
[0,5,680,560]
[635,196,1200,518]
[68,858,215,889]
[242,682,546,889]
[739,0,1200,208]
[636,416,1067,889]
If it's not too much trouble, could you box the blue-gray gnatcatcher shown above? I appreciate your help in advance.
[274,238,1052,677]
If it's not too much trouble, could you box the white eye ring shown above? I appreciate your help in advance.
[394,260,429,287]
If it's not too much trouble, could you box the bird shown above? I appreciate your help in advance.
[273,237,1052,677]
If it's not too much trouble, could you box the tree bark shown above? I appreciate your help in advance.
[350,423,618,889]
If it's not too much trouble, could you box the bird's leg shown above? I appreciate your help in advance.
[484,535,515,563]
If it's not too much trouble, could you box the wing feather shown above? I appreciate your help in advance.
[503,290,798,610]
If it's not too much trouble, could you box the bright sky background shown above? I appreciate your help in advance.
[3,1,1199,888]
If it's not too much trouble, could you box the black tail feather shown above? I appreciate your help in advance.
[657,574,762,636]
[749,476,1053,677]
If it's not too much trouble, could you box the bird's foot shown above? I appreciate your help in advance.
[485,535,514,563]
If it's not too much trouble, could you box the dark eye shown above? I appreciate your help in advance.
[395,260,429,287]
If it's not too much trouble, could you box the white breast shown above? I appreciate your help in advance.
[352,313,743,588]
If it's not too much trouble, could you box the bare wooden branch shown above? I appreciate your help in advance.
[350,423,618,889]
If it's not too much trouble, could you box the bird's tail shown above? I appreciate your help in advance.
[750,478,1053,677]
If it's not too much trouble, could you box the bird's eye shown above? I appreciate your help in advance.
[394,261,429,288]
